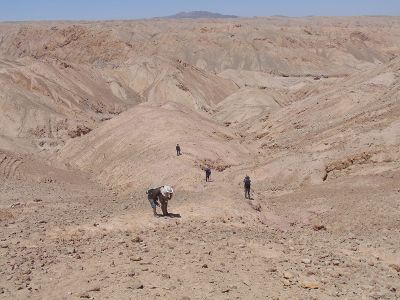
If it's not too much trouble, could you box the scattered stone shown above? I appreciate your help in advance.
[313,224,326,231]
[301,281,320,289]
[202,264,208,268]
[389,264,400,272]
[128,270,136,277]
[130,256,142,262]
[128,281,144,290]
[33,198,43,202]
[387,285,396,292]
[282,279,291,286]
[132,237,143,243]
[221,287,230,293]
[332,260,340,266]
[306,270,316,276]
[301,259,312,264]
[87,286,100,292]
[283,272,293,279]
[267,267,277,273]
[22,269,32,275]
[79,292,90,298]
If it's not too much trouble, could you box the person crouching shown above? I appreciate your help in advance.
[146,186,174,216]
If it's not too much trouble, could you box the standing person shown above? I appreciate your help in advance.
[205,167,211,182]
[176,144,181,156]
[244,175,251,199]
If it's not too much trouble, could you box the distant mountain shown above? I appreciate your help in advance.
[163,11,239,19]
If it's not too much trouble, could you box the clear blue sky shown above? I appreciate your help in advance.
[1,0,399,21]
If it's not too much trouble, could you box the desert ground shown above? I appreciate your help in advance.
[0,16,399,299]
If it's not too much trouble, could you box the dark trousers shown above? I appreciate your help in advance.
[206,173,210,182]
[176,150,181,156]
[245,187,251,199]
[159,198,169,216]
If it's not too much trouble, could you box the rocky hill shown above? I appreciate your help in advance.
[164,11,238,19]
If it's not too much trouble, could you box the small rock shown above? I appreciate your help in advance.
[128,281,144,289]
[79,292,90,298]
[283,272,293,279]
[282,279,291,286]
[267,267,277,273]
[221,288,230,293]
[332,260,340,266]
[130,256,142,262]
[127,270,136,277]
[301,281,320,289]
[306,270,316,276]
[87,286,100,292]
[389,264,400,272]
[313,224,326,231]
[301,259,312,264]
[202,264,208,268]
[132,237,143,243]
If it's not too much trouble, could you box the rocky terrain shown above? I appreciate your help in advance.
[0,16,399,299]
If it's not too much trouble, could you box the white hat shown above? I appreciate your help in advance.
[161,186,173,196]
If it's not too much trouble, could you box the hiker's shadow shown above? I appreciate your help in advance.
[167,213,181,218]
[157,213,181,218]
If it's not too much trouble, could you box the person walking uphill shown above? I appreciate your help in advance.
[146,186,174,216]
[176,144,181,156]
[205,167,211,182]
[244,175,251,199]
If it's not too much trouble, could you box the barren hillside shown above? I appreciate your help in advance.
[0,17,399,299]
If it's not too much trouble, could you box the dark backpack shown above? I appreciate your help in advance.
[146,189,155,199]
